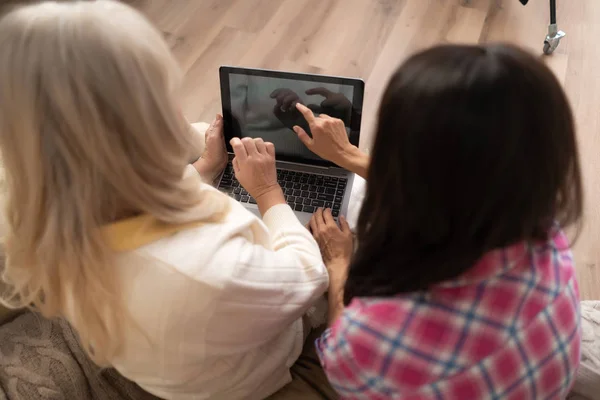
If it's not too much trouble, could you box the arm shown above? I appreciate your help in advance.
[254,187,285,216]
[308,208,353,326]
[205,204,329,347]
[210,137,329,344]
[336,145,369,180]
[326,260,347,325]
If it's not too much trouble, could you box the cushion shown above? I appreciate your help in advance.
[568,301,600,399]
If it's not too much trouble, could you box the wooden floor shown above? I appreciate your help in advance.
[132,0,600,300]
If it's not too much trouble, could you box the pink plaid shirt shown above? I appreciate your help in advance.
[316,230,581,399]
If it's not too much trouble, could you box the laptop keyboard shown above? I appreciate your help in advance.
[217,162,347,217]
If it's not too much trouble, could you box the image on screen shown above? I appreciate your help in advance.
[228,73,355,163]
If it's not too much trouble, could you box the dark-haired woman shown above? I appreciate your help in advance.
[294,44,582,399]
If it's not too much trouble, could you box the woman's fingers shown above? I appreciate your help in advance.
[265,142,275,157]
[309,213,319,237]
[313,208,324,231]
[296,103,316,124]
[282,94,298,110]
[207,115,224,146]
[241,137,258,155]
[293,126,313,147]
[270,88,282,98]
[339,215,351,233]
[305,87,332,97]
[254,138,267,154]
[231,137,275,186]
[213,114,224,133]
[209,114,223,131]
[323,208,336,225]
[205,116,217,143]
[230,138,247,160]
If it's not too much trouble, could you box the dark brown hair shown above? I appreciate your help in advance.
[345,44,582,304]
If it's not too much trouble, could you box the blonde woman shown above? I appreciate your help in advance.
[0,1,331,399]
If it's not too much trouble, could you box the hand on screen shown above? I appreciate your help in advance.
[271,88,311,134]
[305,87,352,121]
[305,87,352,111]
[230,137,280,200]
[294,103,354,166]
[270,88,302,111]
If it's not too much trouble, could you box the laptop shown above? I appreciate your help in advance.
[217,66,364,225]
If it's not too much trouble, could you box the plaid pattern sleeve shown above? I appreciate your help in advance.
[316,231,581,400]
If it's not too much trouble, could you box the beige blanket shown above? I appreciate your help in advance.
[0,311,160,400]
[568,300,600,400]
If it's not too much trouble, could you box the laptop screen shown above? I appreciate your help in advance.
[220,67,364,167]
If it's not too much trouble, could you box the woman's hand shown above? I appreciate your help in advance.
[294,104,369,179]
[230,137,285,215]
[193,115,228,182]
[309,208,353,279]
[270,88,302,112]
[305,87,353,116]
[310,208,353,325]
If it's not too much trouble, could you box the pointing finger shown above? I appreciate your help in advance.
[293,126,313,148]
[296,103,316,124]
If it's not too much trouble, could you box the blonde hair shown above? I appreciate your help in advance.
[0,0,226,365]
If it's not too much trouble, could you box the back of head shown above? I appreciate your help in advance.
[0,0,224,364]
[347,44,582,302]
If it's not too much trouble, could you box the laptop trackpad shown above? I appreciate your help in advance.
[246,206,312,227]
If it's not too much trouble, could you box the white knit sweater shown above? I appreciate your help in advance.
[95,178,329,400]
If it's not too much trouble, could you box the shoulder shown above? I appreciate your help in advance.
[129,194,270,287]
[317,296,436,396]
[502,230,578,323]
